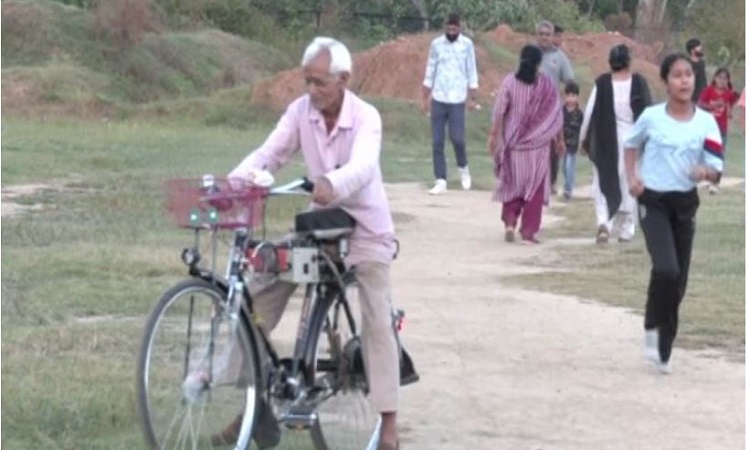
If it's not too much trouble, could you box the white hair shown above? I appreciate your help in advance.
[301,37,352,75]
[537,20,554,33]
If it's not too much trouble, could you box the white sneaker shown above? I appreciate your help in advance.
[644,329,659,363]
[428,179,447,195]
[657,361,672,375]
[458,166,471,190]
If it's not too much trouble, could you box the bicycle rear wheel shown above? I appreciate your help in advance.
[136,278,261,449]
[306,279,381,450]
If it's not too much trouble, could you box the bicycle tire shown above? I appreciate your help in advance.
[136,278,261,450]
[304,278,381,450]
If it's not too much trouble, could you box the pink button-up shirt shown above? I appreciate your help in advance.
[229,90,396,266]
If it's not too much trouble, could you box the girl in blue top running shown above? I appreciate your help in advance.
[623,53,723,375]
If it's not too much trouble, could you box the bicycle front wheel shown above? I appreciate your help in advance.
[307,279,382,450]
[136,278,261,450]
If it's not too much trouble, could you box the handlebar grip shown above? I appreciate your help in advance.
[301,177,315,193]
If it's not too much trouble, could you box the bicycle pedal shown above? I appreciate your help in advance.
[280,404,318,430]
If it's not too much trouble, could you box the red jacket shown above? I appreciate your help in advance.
[699,85,740,133]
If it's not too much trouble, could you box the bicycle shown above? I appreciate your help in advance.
[136,175,419,450]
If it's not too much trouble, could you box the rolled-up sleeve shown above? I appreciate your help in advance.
[324,106,382,201]
[702,118,725,172]
[228,102,301,179]
[467,41,479,90]
[423,41,438,89]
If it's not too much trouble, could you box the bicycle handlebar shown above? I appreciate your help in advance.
[268,177,314,196]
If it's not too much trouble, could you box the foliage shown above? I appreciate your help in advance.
[91,0,163,47]
[683,0,745,67]
[604,12,632,33]
[429,0,531,31]
[524,0,605,32]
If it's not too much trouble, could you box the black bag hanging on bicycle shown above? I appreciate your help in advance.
[399,346,419,386]
[347,340,420,387]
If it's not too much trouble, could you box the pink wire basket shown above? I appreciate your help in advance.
[166,178,269,230]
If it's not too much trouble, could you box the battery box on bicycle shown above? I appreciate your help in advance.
[247,208,356,284]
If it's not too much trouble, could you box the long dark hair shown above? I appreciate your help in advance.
[710,67,734,91]
[516,45,542,84]
[609,44,630,72]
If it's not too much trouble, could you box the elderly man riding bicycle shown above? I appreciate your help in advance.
[221,36,405,450]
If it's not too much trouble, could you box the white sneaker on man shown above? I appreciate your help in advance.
[657,361,672,375]
[458,166,471,190]
[428,179,447,195]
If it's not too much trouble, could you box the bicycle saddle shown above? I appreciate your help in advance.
[294,208,355,240]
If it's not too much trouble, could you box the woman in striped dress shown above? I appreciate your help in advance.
[487,45,564,244]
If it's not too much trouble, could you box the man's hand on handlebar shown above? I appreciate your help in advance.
[312,177,334,205]
[228,169,275,190]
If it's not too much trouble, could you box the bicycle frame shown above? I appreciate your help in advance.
[184,218,360,409]
[140,176,404,450]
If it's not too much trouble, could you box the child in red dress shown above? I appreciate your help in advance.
[698,67,739,193]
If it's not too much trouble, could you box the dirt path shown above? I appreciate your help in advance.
[385,183,744,450]
[3,180,743,448]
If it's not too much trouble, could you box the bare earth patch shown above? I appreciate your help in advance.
[1,180,94,218]
[1,183,57,218]
[381,183,742,450]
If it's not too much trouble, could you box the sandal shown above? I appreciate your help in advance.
[504,226,515,243]
[595,225,609,244]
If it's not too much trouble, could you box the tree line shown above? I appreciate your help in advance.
[55,0,745,66]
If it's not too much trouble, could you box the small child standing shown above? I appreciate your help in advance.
[698,67,739,194]
[562,81,584,200]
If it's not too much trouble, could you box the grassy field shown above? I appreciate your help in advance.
[0,105,492,449]
[1,102,745,448]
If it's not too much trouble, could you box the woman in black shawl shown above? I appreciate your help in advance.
[580,44,652,244]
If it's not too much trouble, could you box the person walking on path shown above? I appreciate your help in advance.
[697,67,740,194]
[487,45,564,245]
[580,44,652,244]
[422,12,479,195]
[686,38,707,104]
[561,80,583,201]
[536,20,575,196]
[624,53,724,375]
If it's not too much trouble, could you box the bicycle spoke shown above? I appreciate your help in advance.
[137,280,261,450]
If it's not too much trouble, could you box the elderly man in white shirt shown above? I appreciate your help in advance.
[422,12,479,195]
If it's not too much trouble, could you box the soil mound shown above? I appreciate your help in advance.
[253,24,665,110]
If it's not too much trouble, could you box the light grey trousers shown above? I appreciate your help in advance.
[249,260,400,413]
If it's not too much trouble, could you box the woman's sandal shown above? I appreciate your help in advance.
[595,225,609,244]
[504,226,515,243]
